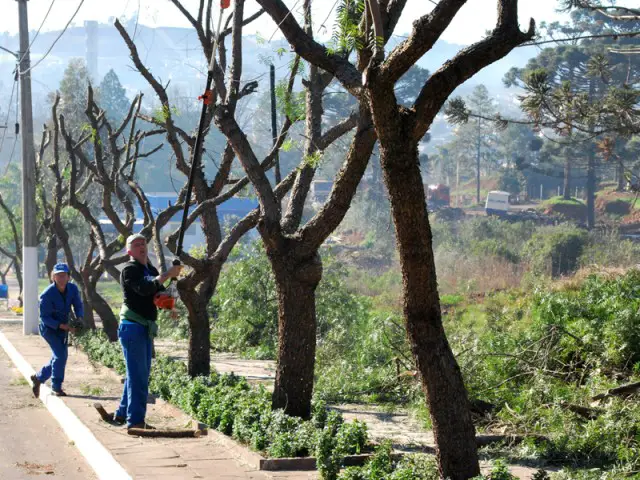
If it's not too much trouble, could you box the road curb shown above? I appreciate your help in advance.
[0,330,131,480]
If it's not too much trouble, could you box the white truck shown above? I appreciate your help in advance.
[485,191,511,216]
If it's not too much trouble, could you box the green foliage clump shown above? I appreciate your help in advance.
[75,329,125,374]
[338,442,439,480]
[210,243,278,357]
[523,225,587,277]
[451,269,640,472]
[471,460,517,480]
[580,228,640,269]
[433,216,537,265]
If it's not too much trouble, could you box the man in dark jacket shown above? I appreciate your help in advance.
[114,234,182,429]
[30,263,84,397]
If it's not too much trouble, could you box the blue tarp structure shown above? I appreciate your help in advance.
[98,194,258,234]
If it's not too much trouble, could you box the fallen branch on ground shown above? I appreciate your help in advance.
[593,381,640,401]
[128,428,201,438]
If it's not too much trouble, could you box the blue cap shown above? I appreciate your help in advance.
[52,263,70,274]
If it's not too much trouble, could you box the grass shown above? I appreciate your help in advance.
[10,377,28,386]
[80,383,104,396]
[596,188,640,209]
[541,196,585,207]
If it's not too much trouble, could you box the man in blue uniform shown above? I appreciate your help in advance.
[30,263,84,397]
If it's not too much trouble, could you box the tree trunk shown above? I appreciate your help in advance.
[563,155,572,200]
[617,161,625,192]
[14,260,23,307]
[586,79,596,229]
[476,117,481,205]
[179,271,220,378]
[378,129,480,479]
[90,286,116,340]
[269,251,322,419]
[71,266,97,331]
[587,148,596,229]
[456,157,460,207]
[82,293,95,330]
[44,235,58,278]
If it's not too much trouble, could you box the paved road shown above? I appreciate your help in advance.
[0,348,96,479]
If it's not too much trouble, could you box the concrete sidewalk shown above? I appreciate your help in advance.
[0,322,315,480]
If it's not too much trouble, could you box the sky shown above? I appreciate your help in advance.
[0,0,577,47]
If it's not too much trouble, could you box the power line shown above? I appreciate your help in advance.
[4,137,19,176]
[0,73,18,157]
[2,78,20,176]
[18,0,57,65]
[20,0,85,75]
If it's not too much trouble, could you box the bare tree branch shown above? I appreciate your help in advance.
[412,0,535,141]
[300,105,376,253]
[380,0,467,85]
[255,0,363,97]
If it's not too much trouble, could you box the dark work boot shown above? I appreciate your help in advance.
[30,374,41,398]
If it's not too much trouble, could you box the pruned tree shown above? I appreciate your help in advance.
[114,1,303,377]
[39,85,184,339]
[254,0,536,478]
[0,191,22,304]
[0,258,13,286]
[207,0,371,419]
[212,0,368,419]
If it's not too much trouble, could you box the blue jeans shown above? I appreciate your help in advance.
[115,321,152,427]
[37,325,68,392]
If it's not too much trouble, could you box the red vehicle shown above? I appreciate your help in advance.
[425,184,450,209]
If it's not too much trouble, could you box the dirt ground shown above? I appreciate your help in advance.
[0,348,96,480]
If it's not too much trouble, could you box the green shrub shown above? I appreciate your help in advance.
[75,329,125,374]
[211,242,373,361]
[210,242,278,356]
[580,228,640,268]
[523,225,587,277]
[451,270,640,472]
[337,442,439,480]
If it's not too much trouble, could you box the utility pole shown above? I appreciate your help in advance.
[17,0,38,335]
[270,64,281,185]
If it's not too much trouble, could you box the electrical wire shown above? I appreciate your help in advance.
[18,0,57,65]
[0,74,17,156]
[3,79,20,176]
[19,0,85,75]
[4,137,19,176]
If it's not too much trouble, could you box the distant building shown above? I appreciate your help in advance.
[98,193,259,253]
[311,181,333,204]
